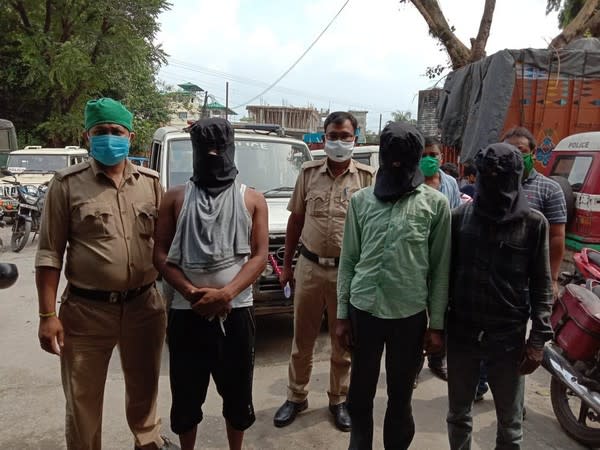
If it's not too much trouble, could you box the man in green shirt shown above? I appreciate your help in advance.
[336,122,451,450]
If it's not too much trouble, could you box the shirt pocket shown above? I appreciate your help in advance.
[75,202,116,238]
[396,214,428,243]
[133,203,158,241]
[333,187,359,217]
[494,241,530,288]
[306,191,329,217]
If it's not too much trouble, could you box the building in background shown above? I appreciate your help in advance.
[167,82,238,127]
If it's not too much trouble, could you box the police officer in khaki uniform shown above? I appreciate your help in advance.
[274,111,375,432]
[35,98,177,450]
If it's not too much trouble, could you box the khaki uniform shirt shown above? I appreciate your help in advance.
[35,159,162,291]
[288,158,375,257]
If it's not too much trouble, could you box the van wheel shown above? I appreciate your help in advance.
[550,176,575,224]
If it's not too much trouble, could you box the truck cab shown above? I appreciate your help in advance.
[546,132,600,251]
[150,124,313,315]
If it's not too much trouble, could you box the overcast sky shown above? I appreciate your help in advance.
[156,0,561,130]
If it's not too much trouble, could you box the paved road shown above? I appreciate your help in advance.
[0,229,587,449]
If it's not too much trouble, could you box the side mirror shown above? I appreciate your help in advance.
[0,263,18,289]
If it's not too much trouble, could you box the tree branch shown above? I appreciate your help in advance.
[10,1,33,34]
[91,17,112,64]
[470,0,496,62]
[44,0,52,33]
[550,0,600,48]
[410,0,472,69]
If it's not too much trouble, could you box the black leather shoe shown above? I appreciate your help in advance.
[329,402,351,432]
[274,400,308,427]
[429,364,448,381]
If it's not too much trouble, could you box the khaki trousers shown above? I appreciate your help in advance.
[59,286,167,450]
[287,255,351,405]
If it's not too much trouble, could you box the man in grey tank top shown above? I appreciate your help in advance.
[153,118,269,450]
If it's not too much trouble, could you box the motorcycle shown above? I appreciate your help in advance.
[4,179,48,252]
[0,195,19,225]
[543,247,600,447]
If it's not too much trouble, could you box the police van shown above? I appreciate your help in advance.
[546,132,600,253]
[150,124,313,315]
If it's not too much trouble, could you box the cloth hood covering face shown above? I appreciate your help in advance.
[473,143,530,223]
[374,122,425,202]
[84,98,133,131]
[189,118,238,197]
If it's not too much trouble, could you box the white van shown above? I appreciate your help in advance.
[150,124,313,315]
[0,146,89,197]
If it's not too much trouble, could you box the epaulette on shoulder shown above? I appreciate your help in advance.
[136,166,159,179]
[54,161,90,181]
[354,161,376,175]
[302,159,326,170]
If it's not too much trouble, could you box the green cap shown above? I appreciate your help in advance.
[84,98,133,131]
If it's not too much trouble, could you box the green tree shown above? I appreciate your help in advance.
[391,110,417,124]
[547,0,600,48]
[0,0,170,153]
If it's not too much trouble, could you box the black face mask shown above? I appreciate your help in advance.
[374,122,425,202]
[188,118,238,196]
[473,143,530,223]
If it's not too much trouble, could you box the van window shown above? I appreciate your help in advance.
[0,130,9,149]
[550,155,593,191]
[7,154,68,173]
[150,142,161,171]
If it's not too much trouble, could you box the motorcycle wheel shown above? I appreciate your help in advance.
[550,376,600,447]
[11,220,31,253]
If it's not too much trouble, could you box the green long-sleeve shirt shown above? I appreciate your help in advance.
[336,185,451,329]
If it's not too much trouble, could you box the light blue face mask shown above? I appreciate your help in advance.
[89,135,130,166]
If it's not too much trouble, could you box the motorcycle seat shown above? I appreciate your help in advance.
[588,251,600,270]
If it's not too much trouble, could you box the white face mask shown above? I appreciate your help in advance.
[324,139,354,162]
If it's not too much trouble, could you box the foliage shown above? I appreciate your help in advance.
[547,0,586,28]
[364,131,380,144]
[391,110,417,124]
[0,0,170,153]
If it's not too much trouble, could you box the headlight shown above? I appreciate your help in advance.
[23,193,37,205]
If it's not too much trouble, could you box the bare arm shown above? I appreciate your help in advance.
[36,267,61,313]
[152,186,197,300]
[549,223,566,282]
[35,178,69,355]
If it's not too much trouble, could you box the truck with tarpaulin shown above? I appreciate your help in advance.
[431,38,600,253]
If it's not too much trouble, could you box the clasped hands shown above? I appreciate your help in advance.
[184,286,232,316]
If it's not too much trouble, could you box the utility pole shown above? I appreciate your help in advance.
[202,91,209,118]
[378,113,382,137]
[225,82,229,122]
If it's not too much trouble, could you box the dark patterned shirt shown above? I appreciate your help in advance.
[448,203,554,349]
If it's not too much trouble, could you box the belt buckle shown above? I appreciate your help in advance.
[318,256,336,267]
[109,291,126,303]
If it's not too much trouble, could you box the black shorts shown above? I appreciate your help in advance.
[167,307,256,434]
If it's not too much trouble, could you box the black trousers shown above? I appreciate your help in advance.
[347,305,427,450]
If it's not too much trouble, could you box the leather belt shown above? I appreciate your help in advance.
[69,283,154,303]
[300,246,339,267]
